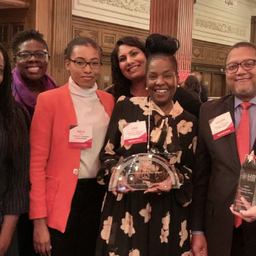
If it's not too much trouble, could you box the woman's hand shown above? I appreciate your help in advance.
[144,176,172,194]
[33,218,51,256]
[230,197,256,223]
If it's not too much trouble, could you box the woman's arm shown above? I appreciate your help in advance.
[97,99,125,186]
[174,116,198,206]
[29,93,54,220]
[0,215,19,256]
[33,218,51,255]
[29,93,54,255]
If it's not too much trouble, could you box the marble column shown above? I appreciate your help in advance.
[150,0,195,81]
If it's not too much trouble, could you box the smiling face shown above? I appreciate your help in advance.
[226,46,256,101]
[65,44,101,88]
[118,45,146,82]
[0,51,4,85]
[15,39,49,82]
[147,56,178,113]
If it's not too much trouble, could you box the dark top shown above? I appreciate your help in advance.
[96,97,197,256]
[0,109,30,220]
[191,95,256,255]
[200,83,208,103]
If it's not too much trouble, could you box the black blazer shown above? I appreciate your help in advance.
[191,94,256,256]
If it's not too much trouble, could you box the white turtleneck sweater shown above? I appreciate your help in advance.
[68,77,110,179]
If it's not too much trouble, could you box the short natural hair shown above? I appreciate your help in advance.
[11,29,48,54]
[64,37,102,60]
[225,42,256,64]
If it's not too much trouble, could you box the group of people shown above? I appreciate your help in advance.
[0,28,256,256]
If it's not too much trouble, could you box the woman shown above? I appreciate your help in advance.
[11,29,57,120]
[29,37,115,256]
[96,34,197,256]
[108,36,201,118]
[184,75,202,103]
[11,29,56,256]
[0,44,29,255]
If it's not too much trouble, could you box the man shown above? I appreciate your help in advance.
[191,71,208,102]
[191,42,256,256]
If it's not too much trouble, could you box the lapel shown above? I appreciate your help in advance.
[223,95,241,169]
[60,83,78,125]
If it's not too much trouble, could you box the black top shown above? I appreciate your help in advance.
[96,97,197,256]
[0,110,30,218]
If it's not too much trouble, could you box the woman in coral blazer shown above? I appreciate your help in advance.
[29,37,114,256]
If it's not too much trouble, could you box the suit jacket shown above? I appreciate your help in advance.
[29,83,114,233]
[191,94,256,256]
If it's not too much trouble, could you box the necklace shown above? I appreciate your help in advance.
[147,97,151,153]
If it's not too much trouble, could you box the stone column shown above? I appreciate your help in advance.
[35,0,72,86]
[150,0,195,81]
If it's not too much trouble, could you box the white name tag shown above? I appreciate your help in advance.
[123,121,147,146]
[69,125,93,148]
[209,112,235,140]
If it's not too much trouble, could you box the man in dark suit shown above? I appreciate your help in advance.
[191,42,256,256]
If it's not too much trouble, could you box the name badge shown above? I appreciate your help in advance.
[209,112,235,140]
[123,121,147,146]
[69,125,92,148]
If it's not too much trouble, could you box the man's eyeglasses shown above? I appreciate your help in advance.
[16,50,49,61]
[69,59,102,69]
[225,59,256,74]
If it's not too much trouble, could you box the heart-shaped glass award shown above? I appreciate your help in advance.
[109,153,182,191]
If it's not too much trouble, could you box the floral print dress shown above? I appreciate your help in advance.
[96,97,197,256]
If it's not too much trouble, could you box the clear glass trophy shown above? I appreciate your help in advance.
[108,153,182,192]
[234,151,256,211]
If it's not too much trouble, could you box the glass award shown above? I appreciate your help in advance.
[234,151,256,211]
[109,153,182,192]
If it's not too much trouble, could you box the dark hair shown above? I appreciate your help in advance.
[111,36,148,100]
[145,34,180,74]
[64,37,102,60]
[225,42,256,64]
[11,29,48,55]
[184,75,201,94]
[0,43,29,171]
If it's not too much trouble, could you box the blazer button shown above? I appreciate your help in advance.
[73,169,79,175]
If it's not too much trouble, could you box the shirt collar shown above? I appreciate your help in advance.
[234,95,256,109]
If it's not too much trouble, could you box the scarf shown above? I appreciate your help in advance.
[12,67,57,119]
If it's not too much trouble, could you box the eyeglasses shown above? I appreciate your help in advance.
[16,50,49,61]
[225,59,256,74]
[69,59,102,69]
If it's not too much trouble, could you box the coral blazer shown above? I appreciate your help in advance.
[29,83,114,233]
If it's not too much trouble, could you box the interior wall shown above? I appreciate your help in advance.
[0,5,35,64]
[72,0,150,30]
[191,39,231,97]
[193,0,256,46]
[72,16,149,90]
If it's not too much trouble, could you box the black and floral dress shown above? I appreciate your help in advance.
[96,96,197,256]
